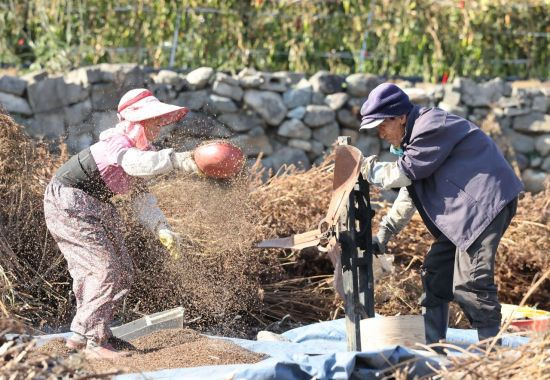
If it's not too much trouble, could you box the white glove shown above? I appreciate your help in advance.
[171,151,200,174]
[158,228,182,260]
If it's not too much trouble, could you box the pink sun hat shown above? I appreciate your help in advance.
[117,88,189,126]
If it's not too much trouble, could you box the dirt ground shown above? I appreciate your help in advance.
[32,328,265,376]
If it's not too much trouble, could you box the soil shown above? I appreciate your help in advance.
[33,328,265,376]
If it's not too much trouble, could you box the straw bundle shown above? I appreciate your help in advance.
[0,112,70,326]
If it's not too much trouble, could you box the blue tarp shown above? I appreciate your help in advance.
[113,319,528,380]
[34,318,529,379]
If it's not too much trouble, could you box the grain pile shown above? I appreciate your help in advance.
[32,328,264,376]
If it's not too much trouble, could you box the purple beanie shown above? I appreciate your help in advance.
[359,83,413,129]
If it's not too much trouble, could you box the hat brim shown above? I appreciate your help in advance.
[119,97,189,126]
[359,118,385,130]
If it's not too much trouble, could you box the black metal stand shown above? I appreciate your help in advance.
[339,174,376,351]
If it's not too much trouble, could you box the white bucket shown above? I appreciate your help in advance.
[360,315,425,350]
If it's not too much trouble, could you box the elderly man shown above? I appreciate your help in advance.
[358,83,522,346]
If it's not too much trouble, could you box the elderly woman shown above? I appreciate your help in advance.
[44,89,200,359]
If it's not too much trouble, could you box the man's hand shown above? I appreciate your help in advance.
[373,226,393,255]
[171,151,202,174]
[158,228,182,260]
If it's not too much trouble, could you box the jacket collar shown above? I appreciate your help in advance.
[402,105,422,146]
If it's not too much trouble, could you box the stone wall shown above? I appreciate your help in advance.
[0,64,548,192]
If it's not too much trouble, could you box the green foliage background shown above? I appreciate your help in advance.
[0,0,548,81]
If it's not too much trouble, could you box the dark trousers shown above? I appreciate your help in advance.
[420,198,517,328]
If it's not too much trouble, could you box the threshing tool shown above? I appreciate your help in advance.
[258,137,377,351]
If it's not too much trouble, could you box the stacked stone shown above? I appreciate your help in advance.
[440,78,550,192]
[0,66,548,192]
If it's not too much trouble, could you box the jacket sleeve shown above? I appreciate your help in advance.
[398,114,470,181]
[119,147,175,178]
[379,187,416,235]
[360,157,412,189]
[132,192,170,233]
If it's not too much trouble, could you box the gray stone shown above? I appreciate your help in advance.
[230,134,273,156]
[309,140,325,156]
[151,84,177,102]
[28,111,65,138]
[438,102,468,119]
[269,147,311,172]
[311,90,326,105]
[239,75,263,88]
[345,73,382,97]
[64,68,91,105]
[283,80,312,108]
[173,111,231,138]
[186,67,214,89]
[506,130,535,154]
[495,107,530,117]
[238,68,264,88]
[213,72,240,87]
[119,64,146,90]
[542,156,550,172]
[276,71,305,85]
[521,169,548,193]
[65,99,92,126]
[403,88,430,106]
[532,96,549,113]
[212,80,243,101]
[535,134,550,156]
[347,97,367,115]
[441,84,461,107]
[85,63,125,83]
[277,119,311,140]
[217,111,264,132]
[258,73,289,92]
[205,94,238,114]
[303,105,335,128]
[341,128,359,145]
[287,106,306,119]
[176,90,208,111]
[530,156,543,168]
[309,71,344,94]
[243,90,287,126]
[337,108,359,129]
[325,92,349,110]
[356,135,381,156]
[0,92,32,115]
[248,126,265,137]
[516,153,529,170]
[288,139,312,152]
[513,113,550,133]
[312,121,340,147]
[66,131,93,153]
[91,82,120,111]
[0,75,27,96]
[27,75,66,113]
[152,70,187,91]
[497,95,524,109]
[460,77,510,107]
[91,110,118,135]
